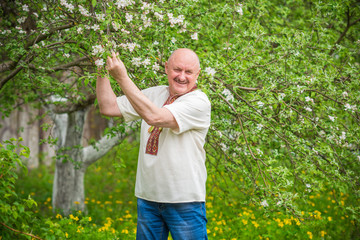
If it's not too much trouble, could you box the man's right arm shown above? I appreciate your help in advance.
[96,75,123,117]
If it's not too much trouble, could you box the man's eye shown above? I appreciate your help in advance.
[186,71,193,74]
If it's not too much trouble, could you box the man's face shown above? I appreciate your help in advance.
[165,50,200,96]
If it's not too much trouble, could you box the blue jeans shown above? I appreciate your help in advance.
[136,198,208,240]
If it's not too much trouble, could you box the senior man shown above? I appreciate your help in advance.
[96,48,211,240]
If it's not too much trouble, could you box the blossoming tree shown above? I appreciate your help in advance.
[1,0,359,219]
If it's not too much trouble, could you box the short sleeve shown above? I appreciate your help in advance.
[116,86,169,123]
[164,90,211,134]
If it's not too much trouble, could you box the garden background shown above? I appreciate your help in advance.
[1,0,359,239]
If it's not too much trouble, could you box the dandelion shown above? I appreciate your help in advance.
[307,231,313,239]
[328,216,332,221]
[320,231,327,237]
[88,217,92,221]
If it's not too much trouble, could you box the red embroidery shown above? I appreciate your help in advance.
[145,85,197,155]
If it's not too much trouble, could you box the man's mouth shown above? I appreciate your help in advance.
[174,77,188,85]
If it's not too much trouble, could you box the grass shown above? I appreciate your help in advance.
[12,139,359,240]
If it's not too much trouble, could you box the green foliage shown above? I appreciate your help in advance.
[0,138,39,239]
[0,0,359,227]
[11,140,359,239]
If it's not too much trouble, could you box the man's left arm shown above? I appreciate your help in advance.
[106,52,179,130]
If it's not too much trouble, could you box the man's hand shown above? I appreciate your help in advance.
[106,52,129,81]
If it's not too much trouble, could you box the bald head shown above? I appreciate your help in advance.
[168,48,200,71]
[165,48,201,96]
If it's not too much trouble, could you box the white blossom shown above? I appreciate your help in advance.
[306,184,311,188]
[121,28,130,34]
[79,5,90,16]
[153,41,159,45]
[304,107,312,112]
[204,67,216,77]
[91,45,105,56]
[305,96,314,103]
[256,148,263,156]
[63,53,70,58]
[256,124,263,130]
[278,93,286,100]
[77,27,83,34]
[342,91,348,98]
[152,62,160,71]
[17,17,27,24]
[131,57,142,67]
[339,132,346,140]
[60,0,74,12]
[328,115,336,122]
[92,24,100,31]
[191,32,198,40]
[125,13,133,22]
[154,12,164,21]
[222,88,234,101]
[142,58,151,66]
[22,4,29,12]
[115,0,135,9]
[96,13,105,22]
[236,4,243,15]
[95,59,105,67]
[260,200,269,207]
[257,101,264,107]
[33,12,39,18]
[168,13,185,27]
[171,37,177,44]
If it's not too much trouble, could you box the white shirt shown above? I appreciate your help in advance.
[116,85,211,203]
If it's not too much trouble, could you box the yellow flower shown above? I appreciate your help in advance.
[320,231,327,237]
[89,217,92,221]
[328,216,332,221]
[65,232,68,238]
[56,214,62,219]
[307,231,313,239]
[242,219,248,225]
[278,222,284,228]
[74,201,80,205]
[252,221,259,228]
[69,214,74,220]
[121,229,129,234]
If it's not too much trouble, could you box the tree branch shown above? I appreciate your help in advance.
[0,222,44,240]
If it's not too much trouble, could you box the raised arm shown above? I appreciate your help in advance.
[96,74,123,117]
[106,52,178,130]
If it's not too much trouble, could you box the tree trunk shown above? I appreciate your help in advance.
[49,107,133,215]
[52,110,87,215]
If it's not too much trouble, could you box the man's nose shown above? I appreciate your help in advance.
[178,71,186,80]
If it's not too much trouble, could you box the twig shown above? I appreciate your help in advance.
[0,222,44,240]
